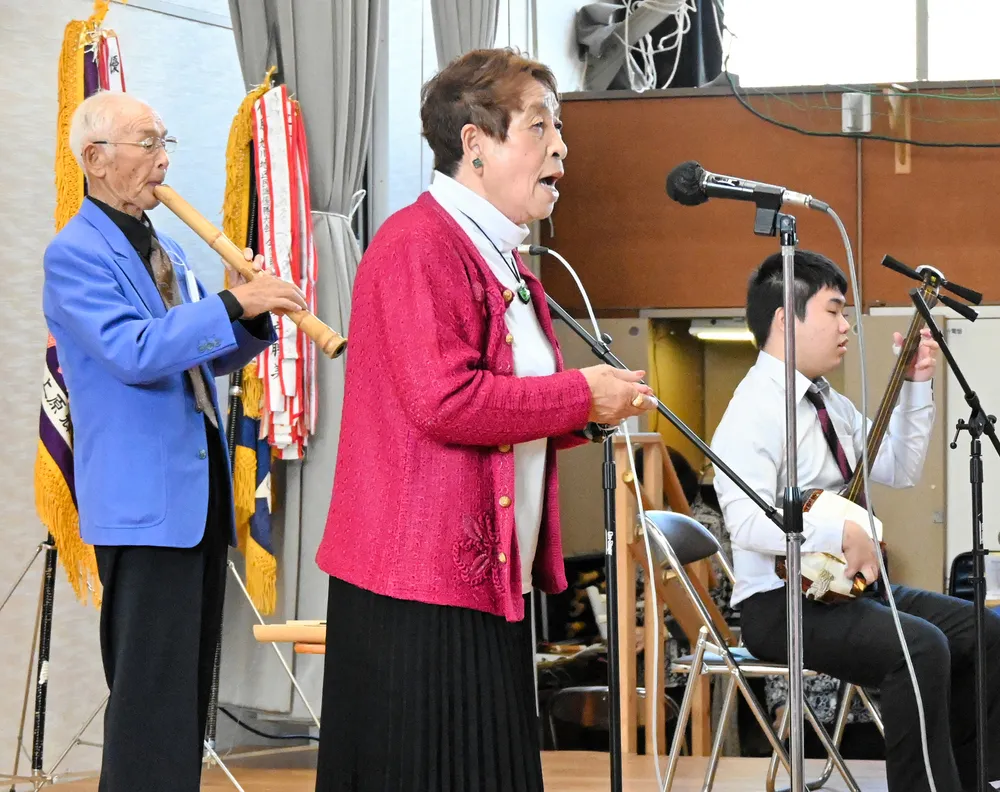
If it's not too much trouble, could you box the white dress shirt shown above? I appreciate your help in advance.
[428,171,557,594]
[711,351,935,605]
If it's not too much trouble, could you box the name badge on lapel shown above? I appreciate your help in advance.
[183,265,200,303]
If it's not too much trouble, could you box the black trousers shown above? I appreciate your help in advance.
[94,421,230,792]
[740,584,1000,792]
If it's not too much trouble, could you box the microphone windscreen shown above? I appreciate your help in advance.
[665,161,707,206]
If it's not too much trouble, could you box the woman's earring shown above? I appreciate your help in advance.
[472,157,483,169]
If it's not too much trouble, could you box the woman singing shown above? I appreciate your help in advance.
[314,48,654,792]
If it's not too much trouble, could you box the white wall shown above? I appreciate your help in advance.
[945,316,1000,587]
[722,0,915,88]
[723,0,1000,87]
[370,0,587,233]
[0,0,247,775]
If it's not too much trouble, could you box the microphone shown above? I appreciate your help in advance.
[665,160,829,212]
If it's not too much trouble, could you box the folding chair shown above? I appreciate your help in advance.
[641,510,884,792]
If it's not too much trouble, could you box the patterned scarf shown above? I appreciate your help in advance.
[150,236,218,429]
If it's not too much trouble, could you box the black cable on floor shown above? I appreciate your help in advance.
[218,705,319,742]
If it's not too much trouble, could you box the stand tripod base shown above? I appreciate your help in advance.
[0,656,106,790]
[203,741,246,792]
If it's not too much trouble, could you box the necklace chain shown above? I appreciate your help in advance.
[460,212,528,297]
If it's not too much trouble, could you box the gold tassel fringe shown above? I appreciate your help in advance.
[246,535,277,616]
[34,443,101,607]
[54,20,86,234]
[221,65,276,289]
[239,363,263,419]
[232,444,257,554]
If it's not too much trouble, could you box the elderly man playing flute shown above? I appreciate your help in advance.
[42,90,306,792]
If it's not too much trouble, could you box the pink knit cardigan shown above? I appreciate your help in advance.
[315,193,593,622]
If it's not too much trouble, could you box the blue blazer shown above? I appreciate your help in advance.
[42,199,273,549]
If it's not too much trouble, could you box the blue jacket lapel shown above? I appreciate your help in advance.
[79,199,165,318]
[173,268,219,392]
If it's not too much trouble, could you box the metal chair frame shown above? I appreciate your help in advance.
[642,510,884,792]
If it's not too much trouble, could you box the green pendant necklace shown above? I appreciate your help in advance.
[461,212,530,305]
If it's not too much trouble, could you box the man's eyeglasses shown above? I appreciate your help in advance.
[92,136,178,154]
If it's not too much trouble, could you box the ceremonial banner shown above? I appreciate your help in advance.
[36,2,127,607]
[222,76,320,614]
[222,70,278,614]
[252,84,319,461]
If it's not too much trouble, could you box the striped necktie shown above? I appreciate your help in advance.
[804,388,857,490]
[149,236,219,429]
[805,388,880,592]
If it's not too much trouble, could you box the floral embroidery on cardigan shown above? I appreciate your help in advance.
[452,512,503,587]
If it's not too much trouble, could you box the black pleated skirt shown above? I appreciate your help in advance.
[315,576,544,792]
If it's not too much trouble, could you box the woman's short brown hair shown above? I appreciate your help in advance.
[420,48,559,177]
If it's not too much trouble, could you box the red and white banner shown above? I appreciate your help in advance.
[251,84,318,459]
[97,33,127,92]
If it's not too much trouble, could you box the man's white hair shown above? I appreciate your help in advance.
[68,91,146,169]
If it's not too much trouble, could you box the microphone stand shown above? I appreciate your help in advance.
[747,194,807,792]
[775,212,806,792]
[911,288,993,792]
[545,295,783,792]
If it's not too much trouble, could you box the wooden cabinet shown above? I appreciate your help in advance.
[541,87,1000,312]
[542,93,859,312]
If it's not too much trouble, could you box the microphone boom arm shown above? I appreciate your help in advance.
[544,293,782,527]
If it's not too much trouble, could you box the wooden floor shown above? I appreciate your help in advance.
[48,752,889,791]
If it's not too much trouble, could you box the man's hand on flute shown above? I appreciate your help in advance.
[223,247,265,286]
[228,247,307,318]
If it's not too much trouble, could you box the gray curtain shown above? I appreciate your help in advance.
[222,0,383,720]
[430,0,499,70]
[228,1,275,87]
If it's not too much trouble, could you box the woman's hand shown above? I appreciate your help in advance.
[579,365,656,424]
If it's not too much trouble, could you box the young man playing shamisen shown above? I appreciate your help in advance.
[712,249,1000,792]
